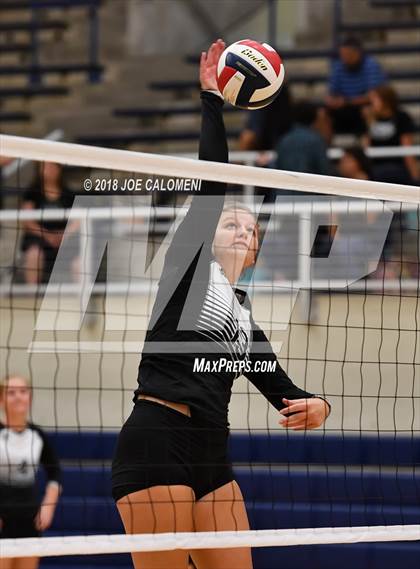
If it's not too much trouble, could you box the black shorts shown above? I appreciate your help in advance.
[0,514,40,539]
[0,493,39,539]
[111,399,234,502]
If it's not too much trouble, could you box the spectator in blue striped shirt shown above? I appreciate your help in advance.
[325,36,386,135]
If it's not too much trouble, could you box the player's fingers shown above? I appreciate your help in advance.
[282,398,306,406]
[216,38,226,53]
[207,42,218,65]
[280,402,308,415]
[281,414,309,427]
[281,419,308,430]
[290,423,311,431]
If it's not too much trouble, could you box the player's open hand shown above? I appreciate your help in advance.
[279,397,330,430]
[35,503,55,531]
[200,39,225,91]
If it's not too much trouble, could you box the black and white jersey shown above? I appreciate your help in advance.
[135,91,314,426]
[0,422,60,494]
[197,260,252,365]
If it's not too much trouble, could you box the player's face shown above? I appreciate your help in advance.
[213,210,257,271]
[338,153,360,178]
[369,90,384,114]
[339,46,361,68]
[2,377,31,417]
[42,162,61,187]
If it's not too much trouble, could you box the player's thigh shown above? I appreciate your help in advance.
[12,558,39,569]
[117,485,195,569]
[0,557,12,569]
[191,480,253,569]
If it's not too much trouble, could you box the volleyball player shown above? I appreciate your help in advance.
[0,376,61,569]
[112,39,330,569]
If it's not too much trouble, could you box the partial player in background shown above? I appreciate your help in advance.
[0,376,61,569]
[20,162,79,285]
[112,39,330,569]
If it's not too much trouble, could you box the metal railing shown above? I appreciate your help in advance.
[0,199,418,296]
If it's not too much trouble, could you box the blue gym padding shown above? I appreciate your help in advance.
[228,432,420,467]
[53,465,419,506]
[46,431,420,466]
[252,542,420,569]
[50,497,419,533]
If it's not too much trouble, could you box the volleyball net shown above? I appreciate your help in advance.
[0,134,419,565]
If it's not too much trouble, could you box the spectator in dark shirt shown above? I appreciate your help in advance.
[274,101,330,175]
[21,162,79,284]
[363,85,419,184]
[238,82,292,151]
[326,36,386,135]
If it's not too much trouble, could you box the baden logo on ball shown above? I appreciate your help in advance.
[216,39,285,110]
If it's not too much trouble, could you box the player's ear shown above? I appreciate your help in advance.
[244,225,259,269]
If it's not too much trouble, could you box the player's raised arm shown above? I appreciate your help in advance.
[161,40,228,275]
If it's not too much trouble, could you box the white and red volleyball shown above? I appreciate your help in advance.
[216,39,285,110]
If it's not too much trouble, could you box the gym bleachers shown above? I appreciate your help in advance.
[0,0,102,96]
[39,431,420,569]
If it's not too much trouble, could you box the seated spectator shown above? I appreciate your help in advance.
[274,101,330,175]
[363,85,419,184]
[325,36,386,135]
[238,82,292,150]
[337,145,372,180]
[21,162,79,284]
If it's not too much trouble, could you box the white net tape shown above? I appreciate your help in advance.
[2,134,420,203]
[2,526,420,558]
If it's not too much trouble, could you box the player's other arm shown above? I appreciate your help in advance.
[35,427,62,531]
[245,323,330,430]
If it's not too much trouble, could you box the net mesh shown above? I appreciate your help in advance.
[0,136,419,567]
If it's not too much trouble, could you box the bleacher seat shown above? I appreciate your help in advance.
[370,0,420,6]
[149,69,420,92]
[0,85,69,98]
[339,20,420,32]
[0,0,101,8]
[185,43,420,65]
[0,111,31,122]
[76,128,242,147]
[0,20,67,33]
[0,63,104,78]
[0,42,31,54]
[113,104,239,119]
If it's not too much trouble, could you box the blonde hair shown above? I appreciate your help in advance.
[220,202,260,269]
[0,375,31,399]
